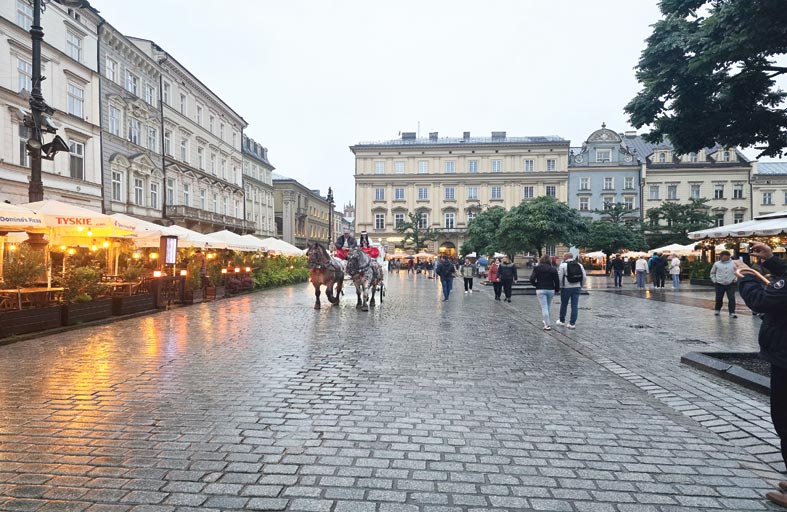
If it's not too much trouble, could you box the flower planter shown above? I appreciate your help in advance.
[112,293,157,316]
[61,298,114,326]
[204,285,225,301]
[0,306,63,339]
[181,288,204,305]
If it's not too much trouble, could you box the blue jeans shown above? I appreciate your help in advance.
[613,269,623,287]
[636,270,646,288]
[559,287,581,325]
[536,290,555,326]
[440,277,453,300]
[672,274,680,287]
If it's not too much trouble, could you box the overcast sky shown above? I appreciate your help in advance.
[89,0,780,209]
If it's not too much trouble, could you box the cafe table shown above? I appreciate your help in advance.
[0,287,65,310]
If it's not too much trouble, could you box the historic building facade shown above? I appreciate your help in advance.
[0,1,103,208]
[351,131,570,256]
[568,125,640,221]
[97,22,163,221]
[129,38,253,234]
[273,174,330,249]
[242,134,275,237]
[751,162,787,219]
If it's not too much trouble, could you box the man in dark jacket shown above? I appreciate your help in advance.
[497,256,518,303]
[610,254,624,287]
[736,242,787,507]
[435,255,455,301]
[335,229,357,250]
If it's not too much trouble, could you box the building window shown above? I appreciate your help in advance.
[734,212,744,224]
[603,177,614,190]
[162,82,170,105]
[125,71,139,95]
[722,150,731,162]
[491,186,502,200]
[714,183,724,199]
[444,212,455,229]
[418,187,428,200]
[524,159,534,172]
[146,127,157,151]
[491,159,502,173]
[546,245,556,257]
[733,183,744,199]
[417,213,428,229]
[579,197,589,211]
[468,160,478,173]
[763,192,773,205]
[658,152,667,163]
[690,184,701,199]
[394,187,405,201]
[596,149,611,163]
[374,161,385,174]
[467,210,478,222]
[16,0,33,30]
[163,131,171,155]
[624,196,634,210]
[108,105,121,136]
[111,171,122,201]
[715,213,725,227]
[546,185,556,197]
[208,115,214,133]
[127,118,140,145]
[546,159,556,172]
[579,177,590,191]
[375,213,385,229]
[445,160,455,173]
[196,105,203,125]
[234,199,240,218]
[418,160,428,174]
[649,185,660,200]
[67,83,84,117]
[133,178,144,206]
[394,161,405,174]
[467,186,478,200]
[180,138,188,163]
[624,176,634,190]
[179,93,187,115]
[220,123,224,139]
[68,140,84,180]
[212,193,218,213]
[523,186,534,199]
[223,196,228,215]
[375,188,385,201]
[145,84,156,105]
[444,187,455,200]
[183,183,190,206]
[166,179,174,206]
[221,159,226,179]
[667,184,678,200]
[689,152,698,163]
[66,31,82,61]
[197,147,205,169]
[18,124,30,168]
[17,58,32,92]
[210,154,216,174]
[200,189,206,209]
[150,183,159,209]
[394,213,405,228]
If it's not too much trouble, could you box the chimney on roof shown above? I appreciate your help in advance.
[491,131,506,139]
[624,130,637,137]
[402,132,416,140]
[463,131,470,140]
[429,132,438,141]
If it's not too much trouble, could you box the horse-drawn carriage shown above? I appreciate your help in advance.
[306,242,385,311]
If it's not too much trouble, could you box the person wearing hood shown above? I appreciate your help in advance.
[710,250,738,317]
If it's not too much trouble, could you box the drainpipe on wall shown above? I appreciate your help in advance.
[96,19,107,213]
[750,161,756,220]
[157,53,168,224]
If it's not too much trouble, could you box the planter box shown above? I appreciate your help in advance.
[181,288,204,305]
[112,293,157,316]
[204,285,225,301]
[61,298,114,326]
[0,306,63,339]
[690,278,714,286]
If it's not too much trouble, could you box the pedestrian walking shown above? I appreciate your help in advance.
[710,250,737,317]
[435,255,457,301]
[669,254,681,288]
[497,256,518,302]
[557,252,586,329]
[489,258,502,300]
[735,242,787,507]
[530,255,560,330]
[461,259,474,293]
[610,254,624,287]
[635,254,648,289]
[651,253,667,288]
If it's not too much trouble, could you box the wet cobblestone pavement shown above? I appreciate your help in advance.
[0,273,785,511]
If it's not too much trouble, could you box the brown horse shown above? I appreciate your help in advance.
[306,242,344,309]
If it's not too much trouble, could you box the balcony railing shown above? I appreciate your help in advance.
[166,205,256,231]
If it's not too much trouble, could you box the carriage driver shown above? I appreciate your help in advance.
[335,229,357,250]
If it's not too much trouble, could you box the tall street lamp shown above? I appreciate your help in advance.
[24,0,84,202]
[327,187,334,244]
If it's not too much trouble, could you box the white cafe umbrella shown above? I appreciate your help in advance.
[206,230,262,252]
[259,237,303,256]
[21,200,135,240]
[165,225,229,249]
[0,203,46,231]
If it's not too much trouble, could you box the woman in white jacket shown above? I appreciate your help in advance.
[635,255,648,289]
[669,255,682,288]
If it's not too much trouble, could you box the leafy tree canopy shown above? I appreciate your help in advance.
[593,201,639,224]
[395,211,441,252]
[497,196,587,257]
[579,220,647,256]
[625,0,787,157]
[464,206,507,256]
[644,198,714,247]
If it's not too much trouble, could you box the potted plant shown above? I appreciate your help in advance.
[60,266,113,325]
[181,258,204,304]
[204,262,224,300]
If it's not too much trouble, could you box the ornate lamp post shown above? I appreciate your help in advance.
[24,0,84,202]
[327,187,334,244]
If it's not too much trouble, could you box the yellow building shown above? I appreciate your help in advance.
[272,173,331,249]
[351,131,570,257]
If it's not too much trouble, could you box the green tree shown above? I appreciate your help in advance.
[579,221,647,256]
[625,0,787,158]
[497,196,588,257]
[593,201,638,224]
[464,206,507,256]
[395,211,441,252]
[644,198,714,247]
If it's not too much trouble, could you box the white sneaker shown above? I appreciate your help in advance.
[464,291,468,294]
[556,320,566,327]
[469,289,473,293]
[567,324,576,329]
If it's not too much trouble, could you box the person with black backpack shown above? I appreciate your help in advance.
[557,252,586,329]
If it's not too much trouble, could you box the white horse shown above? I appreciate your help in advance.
[345,247,384,311]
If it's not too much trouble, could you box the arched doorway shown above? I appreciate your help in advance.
[439,241,456,259]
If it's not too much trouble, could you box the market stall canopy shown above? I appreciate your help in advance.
[650,243,690,254]
[258,237,303,255]
[240,234,268,250]
[493,252,506,258]
[582,251,606,259]
[206,230,263,251]
[0,203,46,232]
[463,252,477,258]
[110,214,179,247]
[20,200,135,240]
[689,211,787,239]
[165,225,229,249]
